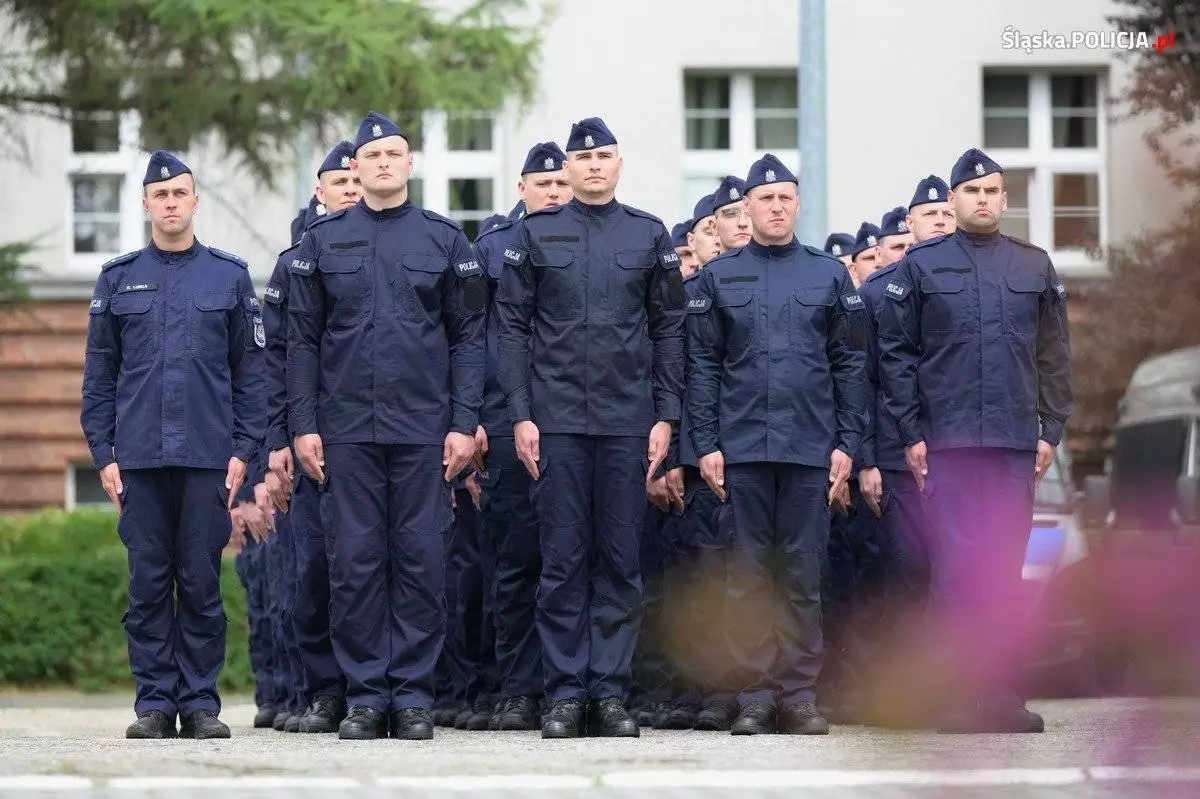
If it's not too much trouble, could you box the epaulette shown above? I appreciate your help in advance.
[100,250,140,271]
[277,241,301,258]
[208,247,249,269]
[706,247,747,267]
[420,208,465,232]
[306,208,348,231]
[1003,234,1049,256]
[528,203,566,217]
[864,262,900,284]
[474,217,513,244]
[905,235,947,255]
[802,244,845,265]
[621,205,665,225]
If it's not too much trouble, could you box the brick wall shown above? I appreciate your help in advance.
[0,301,90,511]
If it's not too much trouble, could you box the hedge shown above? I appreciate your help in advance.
[0,509,253,693]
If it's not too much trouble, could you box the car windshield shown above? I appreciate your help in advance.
[1035,454,1070,510]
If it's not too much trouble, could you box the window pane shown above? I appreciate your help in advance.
[73,175,122,213]
[1004,168,1032,209]
[984,114,1029,148]
[1054,172,1100,250]
[983,74,1029,109]
[408,177,424,207]
[1052,114,1097,148]
[685,74,731,111]
[71,115,120,153]
[73,175,123,253]
[686,117,729,150]
[756,115,797,149]
[1000,212,1030,241]
[754,74,797,111]
[447,113,494,152]
[449,178,493,213]
[72,463,110,506]
[1051,74,1097,110]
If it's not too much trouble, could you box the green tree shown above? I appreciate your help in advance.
[1071,2,1200,468]
[0,0,546,298]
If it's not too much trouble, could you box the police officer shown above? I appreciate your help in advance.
[876,207,915,269]
[495,117,685,738]
[711,175,751,251]
[687,193,723,266]
[823,232,855,268]
[473,141,572,731]
[849,222,881,288]
[687,154,867,736]
[81,150,266,739]
[287,112,486,740]
[671,221,698,275]
[905,175,956,242]
[260,140,361,735]
[876,147,1072,733]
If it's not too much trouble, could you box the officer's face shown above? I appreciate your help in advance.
[519,170,572,214]
[352,136,413,199]
[837,254,853,268]
[687,216,723,266]
[713,202,751,249]
[746,183,798,245]
[674,244,699,277]
[950,173,1006,233]
[566,146,622,201]
[316,169,362,212]
[907,202,956,242]
[877,233,914,267]
[852,248,879,283]
[143,174,198,238]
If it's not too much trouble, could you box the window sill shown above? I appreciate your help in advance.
[1049,249,1108,279]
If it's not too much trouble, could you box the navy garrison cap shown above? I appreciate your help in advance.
[691,193,718,226]
[950,147,1003,189]
[745,153,797,193]
[909,174,950,209]
[879,206,911,239]
[852,222,881,257]
[318,140,355,177]
[354,111,407,153]
[565,117,617,152]
[521,141,567,175]
[143,150,191,186]
[713,175,747,209]
[823,232,855,258]
[671,221,692,249]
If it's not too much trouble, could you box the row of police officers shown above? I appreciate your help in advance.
[80,108,1072,741]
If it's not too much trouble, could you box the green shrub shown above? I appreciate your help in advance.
[0,510,253,693]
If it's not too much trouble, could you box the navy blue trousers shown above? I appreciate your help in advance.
[291,475,343,704]
[321,443,452,712]
[924,448,1036,706]
[723,463,829,708]
[481,436,542,699]
[532,434,647,703]
[267,508,303,713]
[118,468,228,717]
[443,486,497,707]
[629,503,675,709]
[235,539,275,708]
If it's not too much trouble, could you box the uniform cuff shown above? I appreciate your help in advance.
[450,409,479,438]
[690,424,720,459]
[507,388,532,426]
[653,392,681,425]
[1039,418,1064,447]
[90,446,115,471]
[264,427,289,453]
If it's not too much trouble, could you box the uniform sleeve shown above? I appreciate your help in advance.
[80,273,120,469]
[494,223,536,424]
[646,227,686,424]
[286,233,325,438]
[828,271,869,458]
[261,259,290,453]
[685,269,723,457]
[1037,262,1073,446]
[876,260,924,447]
[856,291,880,470]
[442,230,488,436]
[229,270,267,462]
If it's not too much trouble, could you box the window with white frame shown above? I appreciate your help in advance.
[68,113,173,269]
[407,110,503,239]
[65,461,112,511]
[981,69,1107,274]
[682,71,798,220]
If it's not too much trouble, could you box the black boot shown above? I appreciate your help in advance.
[272,709,290,731]
[492,696,542,731]
[337,706,388,740]
[179,710,231,740]
[588,698,640,738]
[126,710,177,739]
[730,702,776,735]
[465,697,493,731]
[779,701,830,735]
[253,706,277,729]
[299,695,347,734]
[432,703,462,727]
[654,702,697,730]
[693,700,735,731]
[390,708,435,740]
[541,699,586,739]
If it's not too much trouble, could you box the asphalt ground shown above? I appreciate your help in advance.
[0,697,1197,797]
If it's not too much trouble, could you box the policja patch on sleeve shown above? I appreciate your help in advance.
[841,292,865,311]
